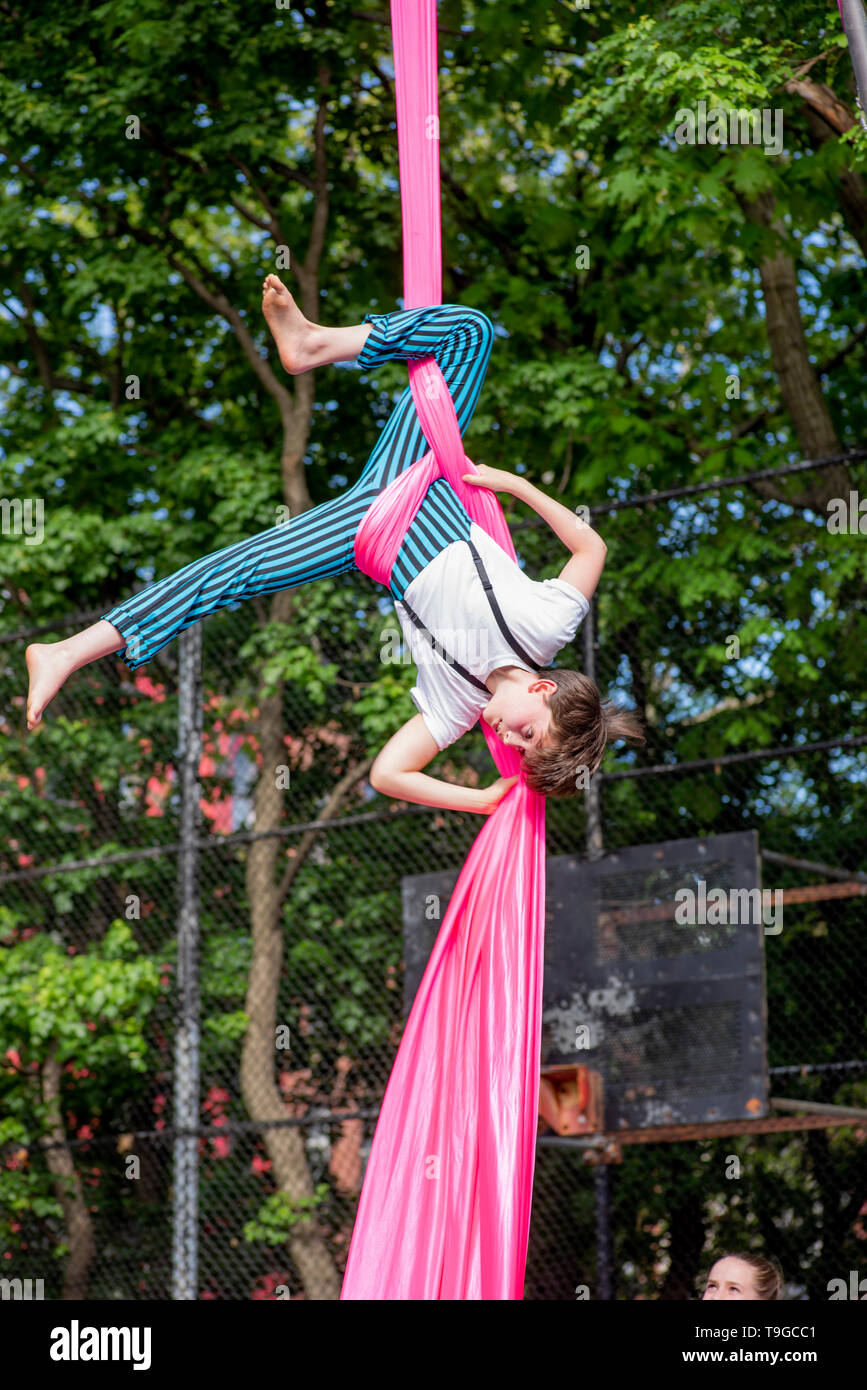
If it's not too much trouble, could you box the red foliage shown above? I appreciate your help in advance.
[133,675,166,703]
[251,1270,292,1301]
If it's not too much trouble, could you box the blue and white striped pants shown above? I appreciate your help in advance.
[102,304,494,670]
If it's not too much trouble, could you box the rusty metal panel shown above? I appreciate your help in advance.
[401,830,768,1130]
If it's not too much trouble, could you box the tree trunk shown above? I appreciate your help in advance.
[239,666,342,1299]
[41,1043,95,1300]
[785,77,867,258]
[237,59,347,1299]
[742,193,850,510]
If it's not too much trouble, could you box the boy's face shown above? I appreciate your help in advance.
[701,1258,760,1300]
[482,677,557,755]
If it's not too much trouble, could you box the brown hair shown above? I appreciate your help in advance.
[705,1252,784,1300]
[522,668,645,798]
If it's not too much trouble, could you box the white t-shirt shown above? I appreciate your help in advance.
[393,522,590,749]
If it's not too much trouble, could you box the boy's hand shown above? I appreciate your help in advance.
[462,464,521,494]
[476,774,520,814]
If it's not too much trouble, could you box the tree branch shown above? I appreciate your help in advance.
[666,692,771,730]
[2,362,96,394]
[818,322,867,377]
[691,406,777,459]
[783,75,867,259]
[266,158,316,194]
[16,280,56,399]
[99,201,295,415]
[297,64,332,297]
[783,74,856,136]
[228,156,287,240]
[277,756,374,903]
[440,165,524,280]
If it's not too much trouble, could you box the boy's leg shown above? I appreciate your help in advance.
[350,304,495,599]
[262,275,373,373]
[25,487,372,727]
[263,274,493,493]
[99,486,374,671]
[353,302,495,493]
[264,296,497,592]
[26,620,129,728]
[94,300,494,667]
[26,300,493,726]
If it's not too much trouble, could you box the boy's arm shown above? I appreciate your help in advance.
[508,475,607,601]
[555,538,606,604]
[463,466,608,601]
[370,713,518,814]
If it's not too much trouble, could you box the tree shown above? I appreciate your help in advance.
[1,0,864,1299]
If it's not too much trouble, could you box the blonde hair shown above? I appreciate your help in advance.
[705,1252,784,1300]
[522,668,645,798]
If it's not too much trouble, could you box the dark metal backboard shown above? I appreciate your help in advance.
[401,831,769,1130]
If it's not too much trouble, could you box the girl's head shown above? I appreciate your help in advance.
[483,667,644,796]
[701,1253,783,1301]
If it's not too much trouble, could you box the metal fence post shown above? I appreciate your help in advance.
[173,623,202,1299]
[582,592,614,1295]
[583,594,604,861]
[594,1164,615,1300]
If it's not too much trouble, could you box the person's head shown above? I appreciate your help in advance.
[482,667,644,796]
[701,1253,783,1301]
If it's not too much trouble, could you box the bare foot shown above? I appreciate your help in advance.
[261,274,317,375]
[25,642,74,730]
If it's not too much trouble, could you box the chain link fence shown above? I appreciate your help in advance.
[1,454,866,1300]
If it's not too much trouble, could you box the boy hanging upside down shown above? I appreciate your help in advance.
[25,276,643,810]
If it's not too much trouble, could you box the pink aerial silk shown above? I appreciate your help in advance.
[341,0,546,1300]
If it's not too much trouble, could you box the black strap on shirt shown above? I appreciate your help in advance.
[398,594,490,692]
[465,538,540,671]
[397,538,539,693]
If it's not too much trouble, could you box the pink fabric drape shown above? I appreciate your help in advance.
[340,0,546,1300]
